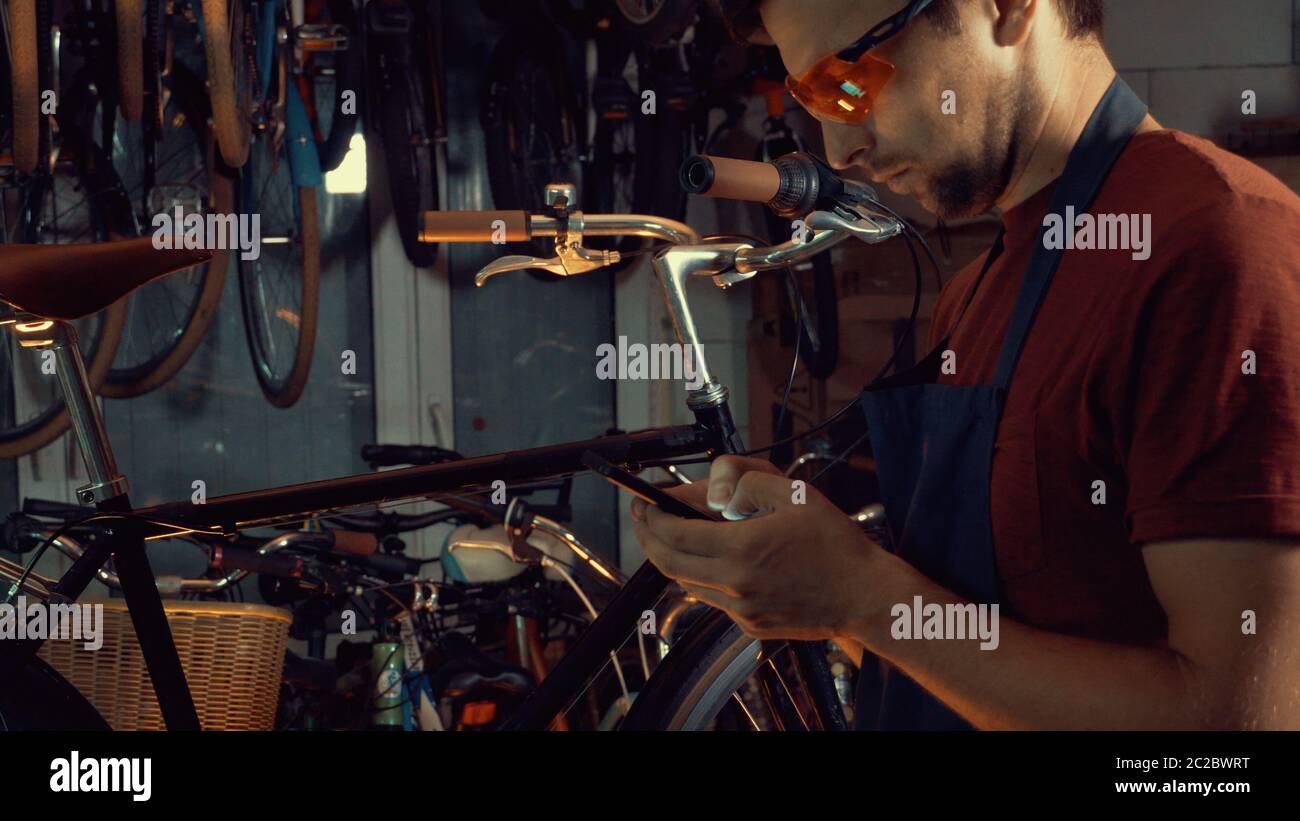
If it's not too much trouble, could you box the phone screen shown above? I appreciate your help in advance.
[581,451,720,522]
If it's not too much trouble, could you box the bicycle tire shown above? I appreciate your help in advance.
[116,0,145,121]
[0,168,129,458]
[633,99,688,226]
[201,0,252,168]
[314,0,363,174]
[378,51,439,268]
[237,178,321,408]
[0,656,111,731]
[9,0,40,173]
[142,0,165,134]
[622,607,845,731]
[101,64,233,398]
[620,608,761,730]
[584,38,644,274]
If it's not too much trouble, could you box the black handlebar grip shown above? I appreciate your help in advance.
[22,497,89,520]
[2,514,45,554]
[356,552,424,577]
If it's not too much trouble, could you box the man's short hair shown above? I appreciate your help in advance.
[710,0,1105,41]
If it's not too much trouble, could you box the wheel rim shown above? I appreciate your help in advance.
[238,137,305,396]
[659,620,832,731]
[671,631,766,730]
[99,85,211,385]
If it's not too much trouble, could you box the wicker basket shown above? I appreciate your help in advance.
[38,600,292,731]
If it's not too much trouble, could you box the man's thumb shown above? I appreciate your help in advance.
[720,471,795,521]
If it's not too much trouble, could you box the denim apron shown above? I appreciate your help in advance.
[854,78,1148,730]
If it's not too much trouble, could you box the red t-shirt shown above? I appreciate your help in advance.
[929,130,1300,645]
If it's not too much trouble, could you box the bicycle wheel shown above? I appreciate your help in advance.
[377,41,439,268]
[200,0,253,168]
[482,31,583,274]
[98,63,232,398]
[0,657,111,731]
[584,38,643,274]
[116,0,144,121]
[310,0,364,174]
[0,171,128,458]
[633,90,689,227]
[621,608,844,730]
[237,137,321,408]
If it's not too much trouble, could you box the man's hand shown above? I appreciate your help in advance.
[630,455,889,642]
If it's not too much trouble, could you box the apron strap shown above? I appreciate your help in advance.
[866,229,1005,391]
[937,227,1006,348]
[990,78,1149,392]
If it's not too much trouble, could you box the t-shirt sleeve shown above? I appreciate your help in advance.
[1122,193,1300,544]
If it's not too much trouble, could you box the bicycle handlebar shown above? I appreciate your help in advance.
[411,151,904,392]
[420,211,699,246]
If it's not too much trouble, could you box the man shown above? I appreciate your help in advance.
[631,0,1300,729]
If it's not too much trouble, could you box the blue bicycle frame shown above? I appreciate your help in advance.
[195,0,324,195]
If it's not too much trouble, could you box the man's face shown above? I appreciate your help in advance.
[761,0,1042,218]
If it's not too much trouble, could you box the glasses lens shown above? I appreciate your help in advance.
[786,51,896,124]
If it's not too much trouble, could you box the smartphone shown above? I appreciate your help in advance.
[581,451,720,522]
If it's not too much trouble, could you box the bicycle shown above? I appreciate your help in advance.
[198,0,324,407]
[83,3,234,398]
[262,491,652,731]
[0,147,911,731]
[361,0,445,268]
[478,0,698,269]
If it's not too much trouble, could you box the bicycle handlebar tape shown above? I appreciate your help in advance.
[419,210,531,243]
[680,152,845,219]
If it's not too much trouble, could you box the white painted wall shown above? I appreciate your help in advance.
[1107,0,1300,135]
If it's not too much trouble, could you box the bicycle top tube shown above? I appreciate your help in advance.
[131,424,718,534]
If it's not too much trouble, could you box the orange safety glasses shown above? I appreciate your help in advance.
[785,0,934,124]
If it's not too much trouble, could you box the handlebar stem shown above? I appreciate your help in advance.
[649,243,751,408]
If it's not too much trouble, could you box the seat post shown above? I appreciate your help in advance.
[24,319,202,729]
[40,320,130,504]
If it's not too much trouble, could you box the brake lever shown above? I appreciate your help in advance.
[473,245,620,286]
[805,202,905,244]
[474,255,569,284]
[810,179,908,243]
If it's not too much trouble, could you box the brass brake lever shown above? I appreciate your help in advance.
[474,246,621,286]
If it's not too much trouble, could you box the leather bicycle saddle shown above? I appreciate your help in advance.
[0,238,212,321]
